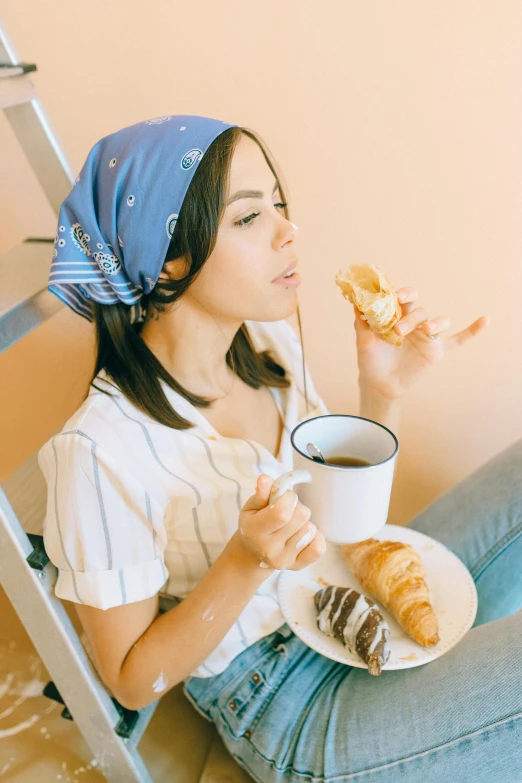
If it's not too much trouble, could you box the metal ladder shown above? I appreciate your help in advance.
[0,19,160,781]
[0,18,73,353]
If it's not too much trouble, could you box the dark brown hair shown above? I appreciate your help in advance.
[90,126,299,429]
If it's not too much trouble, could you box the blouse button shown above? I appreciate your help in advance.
[228,700,238,711]
[252,673,261,684]
[244,729,252,739]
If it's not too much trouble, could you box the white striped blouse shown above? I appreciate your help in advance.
[38,319,328,678]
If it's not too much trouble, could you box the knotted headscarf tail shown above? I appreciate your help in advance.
[48,115,238,323]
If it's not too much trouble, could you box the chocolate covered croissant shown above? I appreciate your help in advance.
[314,586,391,675]
[340,539,440,648]
[335,264,403,346]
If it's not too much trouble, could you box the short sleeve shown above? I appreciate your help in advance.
[38,432,169,610]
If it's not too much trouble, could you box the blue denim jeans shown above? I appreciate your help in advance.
[184,439,522,782]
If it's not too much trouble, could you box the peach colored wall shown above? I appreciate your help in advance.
[1,1,521,525]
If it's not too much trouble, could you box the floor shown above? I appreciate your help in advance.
[0,585,251,783]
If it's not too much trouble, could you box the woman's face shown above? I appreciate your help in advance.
[182,134,300,324]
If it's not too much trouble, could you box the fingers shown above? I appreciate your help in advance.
[353,305,368,328]
[247,490,302,536]
[268,470,312,505]
[445,315,491,350]
[397,287,419,305]
[240,487,324,570]
[242,474,274,512]
[360,279,489,350]
[293,529,327,569]
[270,498,312,542]
[394,307,428,337]
[286,520,317,552]
[419,315,451,338]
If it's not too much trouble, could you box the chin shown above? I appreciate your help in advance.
[254,295,298,323]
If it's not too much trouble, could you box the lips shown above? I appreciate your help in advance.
[273,261,298,282]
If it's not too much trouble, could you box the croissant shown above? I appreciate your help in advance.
[335,264,403,346]
[314,585,391,675]
[339,539,440,648]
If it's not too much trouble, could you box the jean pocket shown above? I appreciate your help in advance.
[218,631,294,739]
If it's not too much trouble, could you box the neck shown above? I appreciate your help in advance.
[140,294,243,398]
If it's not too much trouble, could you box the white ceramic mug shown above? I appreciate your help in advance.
[271,415,399,544]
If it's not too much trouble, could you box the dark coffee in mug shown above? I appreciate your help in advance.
[325,456,372,467]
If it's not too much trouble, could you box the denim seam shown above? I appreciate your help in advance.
[221,643,292,738]
[185,636,276,707]
[230,680,266,723]
[470,518,522,579]
[249,643,296,733]
[223,709,522,782]
[183,647,262,722]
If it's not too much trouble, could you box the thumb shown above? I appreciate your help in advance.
[242,474,274,512]
[353,304,369,331]
[353,304,374,348]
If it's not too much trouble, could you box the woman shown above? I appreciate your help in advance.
[39,115,522,782]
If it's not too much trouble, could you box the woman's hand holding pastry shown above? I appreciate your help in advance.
[353,284,490,402]
[237,475,326,571]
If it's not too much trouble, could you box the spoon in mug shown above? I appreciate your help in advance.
[306,442,326,464]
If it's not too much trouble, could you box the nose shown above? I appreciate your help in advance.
[274,215,298,250]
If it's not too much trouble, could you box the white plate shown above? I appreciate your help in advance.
[277,524,478,671]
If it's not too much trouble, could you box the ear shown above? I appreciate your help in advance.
[158,257,190,282]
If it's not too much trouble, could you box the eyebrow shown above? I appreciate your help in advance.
[227,181,279,206]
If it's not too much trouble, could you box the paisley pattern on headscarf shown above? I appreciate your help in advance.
[48,115,238,323]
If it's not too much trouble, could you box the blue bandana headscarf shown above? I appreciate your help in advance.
[48,114,238,323]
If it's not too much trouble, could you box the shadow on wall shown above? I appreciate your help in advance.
[0,306,95,482]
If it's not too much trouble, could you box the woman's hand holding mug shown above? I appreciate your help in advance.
[237,472,326,571]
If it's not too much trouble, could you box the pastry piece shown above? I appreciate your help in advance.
[314,585,391,675]
[340,539,440,648]
[335,264,403,346]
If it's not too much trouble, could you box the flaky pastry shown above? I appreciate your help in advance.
[339,538,440,648]
[335,264,403,346]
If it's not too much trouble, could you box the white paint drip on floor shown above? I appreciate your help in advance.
[0,757,14,776]
[0,674,14,700]
[0,641,55,740]
[0,712,41,738]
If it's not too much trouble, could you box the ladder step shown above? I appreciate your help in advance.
[0,71,38,109]
[1,453,48,535]
[0,239,63,352]
[0,63,37,79]
[43,680,151,741]
[26,533,50,570]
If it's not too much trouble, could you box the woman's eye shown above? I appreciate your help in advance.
[236,212,260,227]
[235,202,288,227]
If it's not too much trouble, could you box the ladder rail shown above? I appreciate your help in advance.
[5,100,76,214]
[0,16,77,352]
[0,474,157,783]
[0,19,75,214]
